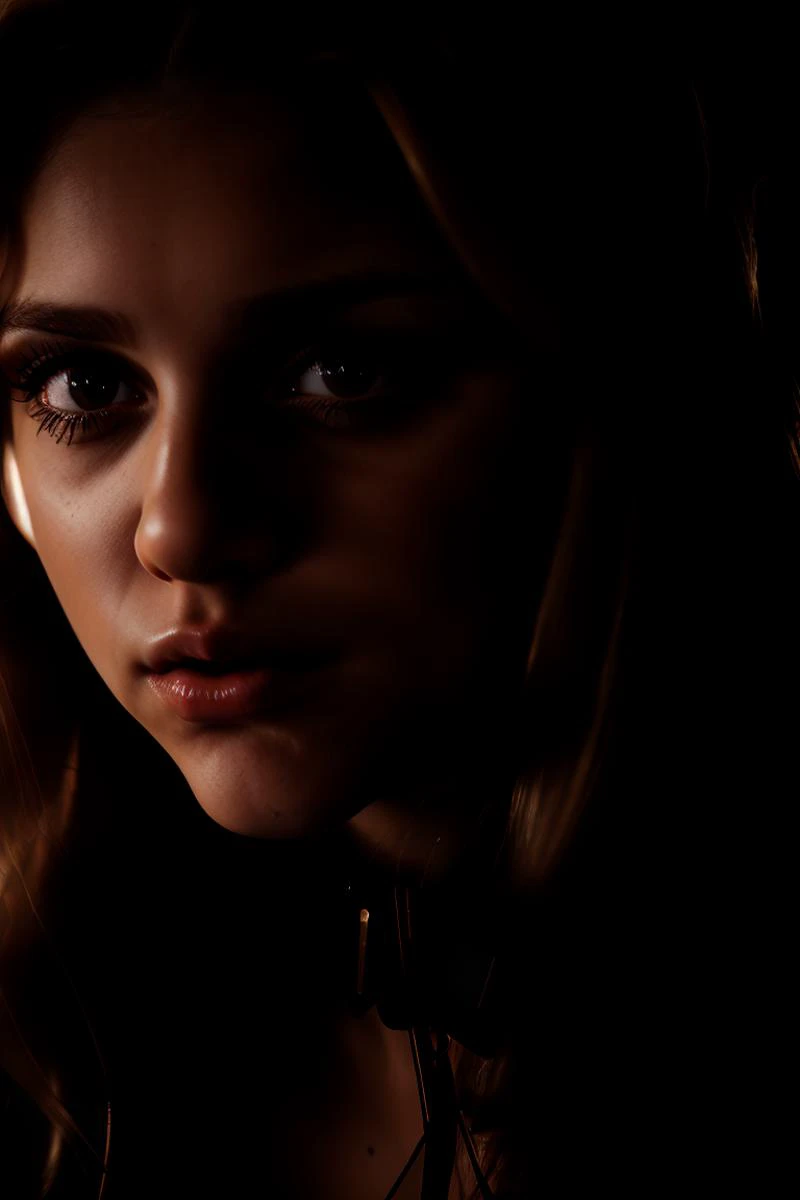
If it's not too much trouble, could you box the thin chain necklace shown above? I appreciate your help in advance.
[350,883,496,1200]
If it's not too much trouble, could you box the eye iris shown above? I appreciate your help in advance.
[66,368,117,410]
[319,359,381,400]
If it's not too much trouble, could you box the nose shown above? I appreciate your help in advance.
[133,397,281,585]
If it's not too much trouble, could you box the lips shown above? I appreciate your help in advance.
[145,663,281,722]
[140,623,337,723]
[151,655,261,676]
[142,624,334,677]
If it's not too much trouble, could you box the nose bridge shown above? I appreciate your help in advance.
[134,384,252,584]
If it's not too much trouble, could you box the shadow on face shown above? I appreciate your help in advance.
[0,82,563,879]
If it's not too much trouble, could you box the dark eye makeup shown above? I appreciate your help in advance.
[0,326,481,447]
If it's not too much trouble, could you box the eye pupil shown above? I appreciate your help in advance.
[319,359,380,399]
[67,368,117,409]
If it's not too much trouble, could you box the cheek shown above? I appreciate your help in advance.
[340,378,537,609]
[14,450,130,659]
[324,379,541,692]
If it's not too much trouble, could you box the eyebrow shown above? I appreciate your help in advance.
[0,300,137,344]
[0,270,462,347]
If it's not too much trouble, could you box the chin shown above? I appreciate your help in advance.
[191,788,339,840]
[169,730,369,841]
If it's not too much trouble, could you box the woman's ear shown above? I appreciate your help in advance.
[1,442,36,548]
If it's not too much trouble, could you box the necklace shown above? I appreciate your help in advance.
[344,879,498,1200]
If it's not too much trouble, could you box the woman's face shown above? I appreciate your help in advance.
[1,87,553,873]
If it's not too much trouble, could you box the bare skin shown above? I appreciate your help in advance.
[0,87,555,1195]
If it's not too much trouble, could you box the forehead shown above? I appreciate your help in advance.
[13,88,455,326]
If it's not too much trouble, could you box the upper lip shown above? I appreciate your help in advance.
[142,625,335,675]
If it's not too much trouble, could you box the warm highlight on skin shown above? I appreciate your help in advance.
[0,90,551,883]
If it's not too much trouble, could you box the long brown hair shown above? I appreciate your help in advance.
[1,6,792,1196]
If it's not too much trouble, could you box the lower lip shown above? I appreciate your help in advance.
[146,665,289,723]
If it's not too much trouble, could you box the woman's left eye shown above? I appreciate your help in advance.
[285,353,396,427]
[276,334,445,430]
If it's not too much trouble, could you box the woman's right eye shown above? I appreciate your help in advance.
[34,365,143,412]
[4,345,149,445]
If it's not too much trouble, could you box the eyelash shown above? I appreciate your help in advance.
[4,334,439,447]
